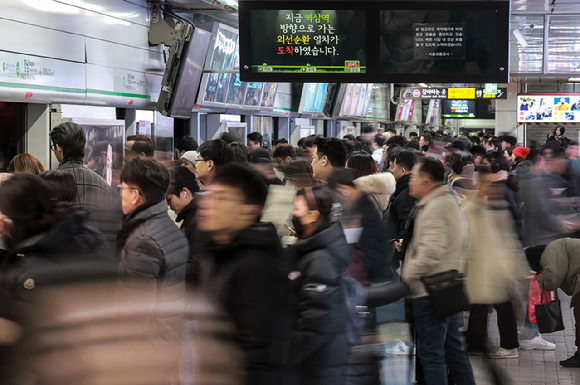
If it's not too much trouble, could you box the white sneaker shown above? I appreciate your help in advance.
[487,347,519,359]
[519,336,556,350]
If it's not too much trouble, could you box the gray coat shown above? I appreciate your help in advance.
[117,200,189,343]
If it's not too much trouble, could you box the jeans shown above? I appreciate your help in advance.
[466,302,519,351]
[413,297,476,385]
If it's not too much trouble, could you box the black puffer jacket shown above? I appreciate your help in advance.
[287,223,351,385]
[198,222,291,385]
[0,210,110,312]
[176,200,199,286]
[117,200,189,343]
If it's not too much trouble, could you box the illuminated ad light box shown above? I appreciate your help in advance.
[442,99,476,118]
[239,1,509,83]
[517,94,580,123]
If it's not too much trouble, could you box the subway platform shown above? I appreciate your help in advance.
[380,291,580,385]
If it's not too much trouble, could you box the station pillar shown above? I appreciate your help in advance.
[495,81,521,142]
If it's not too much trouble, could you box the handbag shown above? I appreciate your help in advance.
[535,290,565,334]
[422,270,470,321]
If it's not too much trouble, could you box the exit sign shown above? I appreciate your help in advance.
[485,83,498,94]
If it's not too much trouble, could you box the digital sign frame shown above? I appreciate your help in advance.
[239,0,509,84]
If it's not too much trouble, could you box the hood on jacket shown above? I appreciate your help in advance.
[291,222,351,271]
[353,172,396,211]
[200,222,283,264]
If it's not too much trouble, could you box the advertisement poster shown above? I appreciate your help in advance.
[518,94,580,123]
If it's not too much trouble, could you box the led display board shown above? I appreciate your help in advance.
[442,99,476,118]
[239,1,509,83]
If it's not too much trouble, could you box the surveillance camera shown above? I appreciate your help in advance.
[390,96,401,104]
[530,24,535,28]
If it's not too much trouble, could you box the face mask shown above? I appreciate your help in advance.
[291,215,305,238]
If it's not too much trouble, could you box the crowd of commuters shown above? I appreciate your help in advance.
[1,122,580,385]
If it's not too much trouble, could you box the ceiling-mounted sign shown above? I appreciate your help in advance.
[241,5,367,81]
[410,87,507,99]
[239,1,510,83]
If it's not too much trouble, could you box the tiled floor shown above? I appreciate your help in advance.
[380,291,580,384]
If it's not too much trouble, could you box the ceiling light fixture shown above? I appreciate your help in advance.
[569,78,580,82]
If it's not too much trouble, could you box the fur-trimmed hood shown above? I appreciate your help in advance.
[353,172,396,211]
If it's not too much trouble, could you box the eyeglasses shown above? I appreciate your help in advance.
[117,185,142,196]
[50,143,57,152]
[193,159,207,165]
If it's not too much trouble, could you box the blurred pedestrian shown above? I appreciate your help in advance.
[197,163,291,385]
[39,170,78,209]
[0,173,108,311]
[287,185,350,385]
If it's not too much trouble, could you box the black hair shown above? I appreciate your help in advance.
[298,135,317,149]
[374,134,386,147]
[450,151,474,175]
[361,125,374,134]
[0,173,66,247]
[420,133,432,143]
[346,152,377,178]
[394,151,416,172]
[120,158,170,202]
[502,136,517,147]
[213,163,269,207]
[541,141,566,158]
[409,132,418,138]
[228,142,249,165]
[487,139,501,151]
[274,138,288,146]
[387,135,406,148]
[470,136,481,145]
[484,151,510,173]
[247,132,263,145]
[295,185,337,236]
[470,145,487,158]
[417,157,445,183]
[554,126,565,136]
[167,166,199,198]
[343,134,356,141]
[221,132,238,144]
[314,137,347,168]
[50,122,86,162]
[175,136,198,152]
[197,139,233,167]
[39,170,78,203]
[404,141,420,151]
[341,139,360,154]
[131,140,154,157]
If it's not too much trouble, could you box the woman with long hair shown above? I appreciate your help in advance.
[0,173,109,309]
[287,185,351,385]
[346,152,396,212]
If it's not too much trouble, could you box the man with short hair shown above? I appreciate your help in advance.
[298,135,317,158]
[419,133,431,152]
[311,137,347,181]
[175,135,198,159]
[50,122,120,255]
[469,145,487,165]
[197,163,290,385]
[117,158,189,344]
[195,139,233,187]
[385,151,418,256]
[401,157,475,385]
[124,134,154,164]
[247,132,263,152]
[167,166,200,286]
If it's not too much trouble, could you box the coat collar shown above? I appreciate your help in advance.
[124,200,167,224]
[416,184,452,208]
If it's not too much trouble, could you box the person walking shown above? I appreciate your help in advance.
[400,157,475,385]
